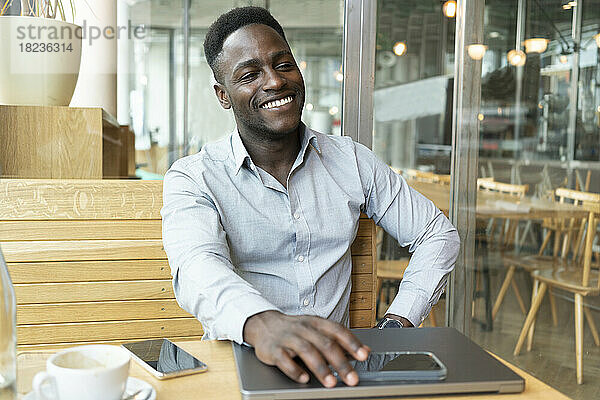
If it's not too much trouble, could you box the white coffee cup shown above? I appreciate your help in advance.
[32,345,130,400]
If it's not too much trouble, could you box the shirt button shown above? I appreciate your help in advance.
[303,298,310,306]
[297,255,305,262]
[293,212,300,219]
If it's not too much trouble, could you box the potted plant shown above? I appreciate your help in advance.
[0,0,82,106]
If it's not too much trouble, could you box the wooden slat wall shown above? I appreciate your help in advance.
[0,179,163,220]
[0,179,377,348]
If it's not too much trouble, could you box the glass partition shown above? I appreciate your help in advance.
[451,0,600,397]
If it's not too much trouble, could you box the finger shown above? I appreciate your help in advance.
[310,319,370,361]
[299,325,359,386]
[271,348,310,384]
[284,348,297,358]
[286,337,338,388]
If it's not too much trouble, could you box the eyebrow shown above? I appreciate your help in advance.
[231,50,293,76]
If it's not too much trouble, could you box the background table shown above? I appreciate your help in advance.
[408,180,589,220]
[17,340,568,399]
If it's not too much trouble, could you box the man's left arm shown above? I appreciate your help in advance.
[355,143,461,327]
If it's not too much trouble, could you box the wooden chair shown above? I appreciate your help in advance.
[537,190,589,259]
[496,188,593,324]
[513,188,600,384]
[0,179,377,350]
[477,179,529,249]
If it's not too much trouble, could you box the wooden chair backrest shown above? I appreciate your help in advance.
[0,179,376,349]
[582,210,600,289]
[477,179,528,198]
[553,188,600,274]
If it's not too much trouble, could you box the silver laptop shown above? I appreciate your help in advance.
[233,327,524,399]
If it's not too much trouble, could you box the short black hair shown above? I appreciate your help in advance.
[203,6,288,83]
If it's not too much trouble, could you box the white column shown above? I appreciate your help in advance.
[69,0,118,117]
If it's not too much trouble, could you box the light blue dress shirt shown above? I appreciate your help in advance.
[161,124,460,344]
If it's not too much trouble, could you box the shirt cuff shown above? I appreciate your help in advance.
[386,290,430,328]
[219,292,281,345]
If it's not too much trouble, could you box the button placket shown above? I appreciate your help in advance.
[288,182,314,309]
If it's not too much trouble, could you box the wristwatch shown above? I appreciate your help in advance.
[376,317,404,329]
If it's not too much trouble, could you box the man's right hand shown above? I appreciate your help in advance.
[243,310,370,388]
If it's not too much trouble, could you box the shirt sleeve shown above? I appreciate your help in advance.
[161,162,280,344]
[355,143,461,327]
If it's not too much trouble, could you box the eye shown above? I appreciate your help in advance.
[239,71,259,82]
[276,62,294,70]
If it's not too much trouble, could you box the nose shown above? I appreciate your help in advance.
[262,67,286,91]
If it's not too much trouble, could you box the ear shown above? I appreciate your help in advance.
[214,83,231,109]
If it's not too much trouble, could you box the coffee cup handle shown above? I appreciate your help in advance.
[33,371,59,400]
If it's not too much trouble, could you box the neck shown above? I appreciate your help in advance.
[237,125,302,171]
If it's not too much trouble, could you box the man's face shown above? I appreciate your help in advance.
[214,24,305,139]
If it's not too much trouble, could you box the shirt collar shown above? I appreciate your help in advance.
[232,129,252,175]
[300,123,321,156]
[231,123,321,175]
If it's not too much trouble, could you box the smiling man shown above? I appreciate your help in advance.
[161,6,460,389]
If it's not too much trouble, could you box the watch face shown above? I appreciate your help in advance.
[378,318,404,329]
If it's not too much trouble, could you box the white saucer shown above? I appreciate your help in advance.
[22,376,156,400]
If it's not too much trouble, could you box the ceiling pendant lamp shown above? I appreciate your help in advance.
[467,44,487,60]
[524,38,549,53]
[507,0,526,67]
[393,41,407,56]
[442,1,456,18]
[507,49,527,66]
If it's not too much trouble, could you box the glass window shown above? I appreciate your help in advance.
[373,0,455,174]
[372,0,456,322]
[125,0,185,178]
[456,0,600,397]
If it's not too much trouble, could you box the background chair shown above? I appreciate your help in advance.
[496,188,595,326]
[477,179,529,249]
[513,188,600,384]
[471,178,528,330]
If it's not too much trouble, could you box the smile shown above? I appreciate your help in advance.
[260,95,294,109]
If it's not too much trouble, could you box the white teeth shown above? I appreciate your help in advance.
[261,96,293,109]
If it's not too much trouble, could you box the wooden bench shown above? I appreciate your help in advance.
[0,179,376,349]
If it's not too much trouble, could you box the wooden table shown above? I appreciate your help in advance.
[408,180,590,220]
[17,340,568,399]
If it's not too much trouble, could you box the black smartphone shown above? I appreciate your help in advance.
[337,351,447,381]
[121,339,208,380]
